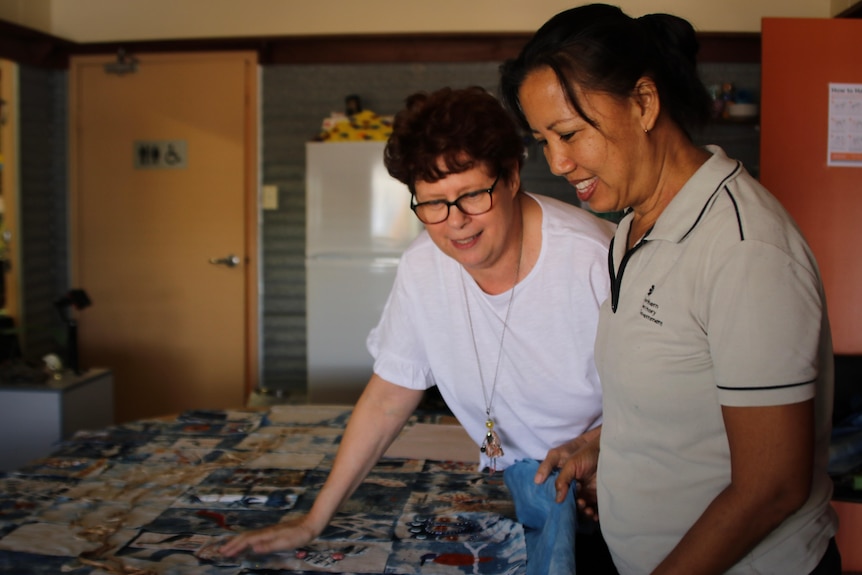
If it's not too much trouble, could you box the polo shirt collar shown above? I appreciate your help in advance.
[642,145,743,244]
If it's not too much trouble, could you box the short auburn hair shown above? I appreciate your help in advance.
[384,86,525,191]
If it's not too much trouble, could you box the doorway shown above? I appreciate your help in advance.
[70,52,259,422]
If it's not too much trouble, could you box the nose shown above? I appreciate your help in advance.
[445,204,470,227]
[545,143,575,176]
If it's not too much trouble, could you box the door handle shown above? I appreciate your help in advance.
[209,254,241,268]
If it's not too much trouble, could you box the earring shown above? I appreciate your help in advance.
[643,128,650,134]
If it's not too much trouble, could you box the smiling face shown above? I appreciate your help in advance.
[414,163,521,279]
[517,66,650,214]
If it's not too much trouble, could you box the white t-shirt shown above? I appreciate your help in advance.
[368,193,615,470]
[595,147,837,574]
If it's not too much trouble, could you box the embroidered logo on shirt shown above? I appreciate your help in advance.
[640,285,663,326]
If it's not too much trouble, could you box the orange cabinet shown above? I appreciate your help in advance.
[761,18,862,354]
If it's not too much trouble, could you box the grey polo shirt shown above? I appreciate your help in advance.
[595,146,837,574]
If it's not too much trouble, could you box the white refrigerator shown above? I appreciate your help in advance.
[305,141,424,403]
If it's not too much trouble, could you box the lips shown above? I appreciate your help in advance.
[572,177,598,203]
[451,232,481,250]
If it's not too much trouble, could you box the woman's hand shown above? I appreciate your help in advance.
[535,426,601,519]
[219,515,317,557]
[219,376,422,559]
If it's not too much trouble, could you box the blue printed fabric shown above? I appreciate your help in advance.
[503,459,577,575]
[829,410,862,475]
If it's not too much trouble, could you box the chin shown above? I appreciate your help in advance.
[582,200,611,214]
[583,192,626,215]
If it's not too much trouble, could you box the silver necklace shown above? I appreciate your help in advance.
[460,227,523,472]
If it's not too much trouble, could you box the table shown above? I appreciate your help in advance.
[0,404,526,574]
[0,368,114,472]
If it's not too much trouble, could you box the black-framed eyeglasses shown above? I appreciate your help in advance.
[410,175,500,225]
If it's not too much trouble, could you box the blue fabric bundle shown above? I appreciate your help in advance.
[503,458,577,575]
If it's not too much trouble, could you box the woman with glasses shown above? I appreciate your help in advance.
[221,86,616,569]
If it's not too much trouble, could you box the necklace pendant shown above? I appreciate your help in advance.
[480,419,504,471]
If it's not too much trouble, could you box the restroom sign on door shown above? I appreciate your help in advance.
[134,140,188,170]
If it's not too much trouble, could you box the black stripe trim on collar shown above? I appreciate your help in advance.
[725,187,744,241]
[679,160,743,243]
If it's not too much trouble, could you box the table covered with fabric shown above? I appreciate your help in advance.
[0,404,527,574]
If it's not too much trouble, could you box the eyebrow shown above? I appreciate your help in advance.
[533,117,576,134]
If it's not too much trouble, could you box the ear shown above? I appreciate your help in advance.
[507,170,522,199]
[502,161,522,197]
[633,77,660,133]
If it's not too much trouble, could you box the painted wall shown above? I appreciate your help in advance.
[0,0,50,34]
[0,0,838,40]
[833,0,860,14]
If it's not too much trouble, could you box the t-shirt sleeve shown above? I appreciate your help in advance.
[709,240,821,407]
[366,261,435,391]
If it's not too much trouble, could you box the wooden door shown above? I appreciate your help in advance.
[70,52,258,422]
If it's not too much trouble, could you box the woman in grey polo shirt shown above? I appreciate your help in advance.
[500,4,840,574]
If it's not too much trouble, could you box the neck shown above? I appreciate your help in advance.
[628,133,710,249]
[468,195,526,295]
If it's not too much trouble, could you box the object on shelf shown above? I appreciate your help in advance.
[708,82,759,122]
[0,359,48,385]
[719,82,736,119]
[313,95,393,142]
[345,93,362,116]
[726,102,759,120]
[54,288,92,375]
